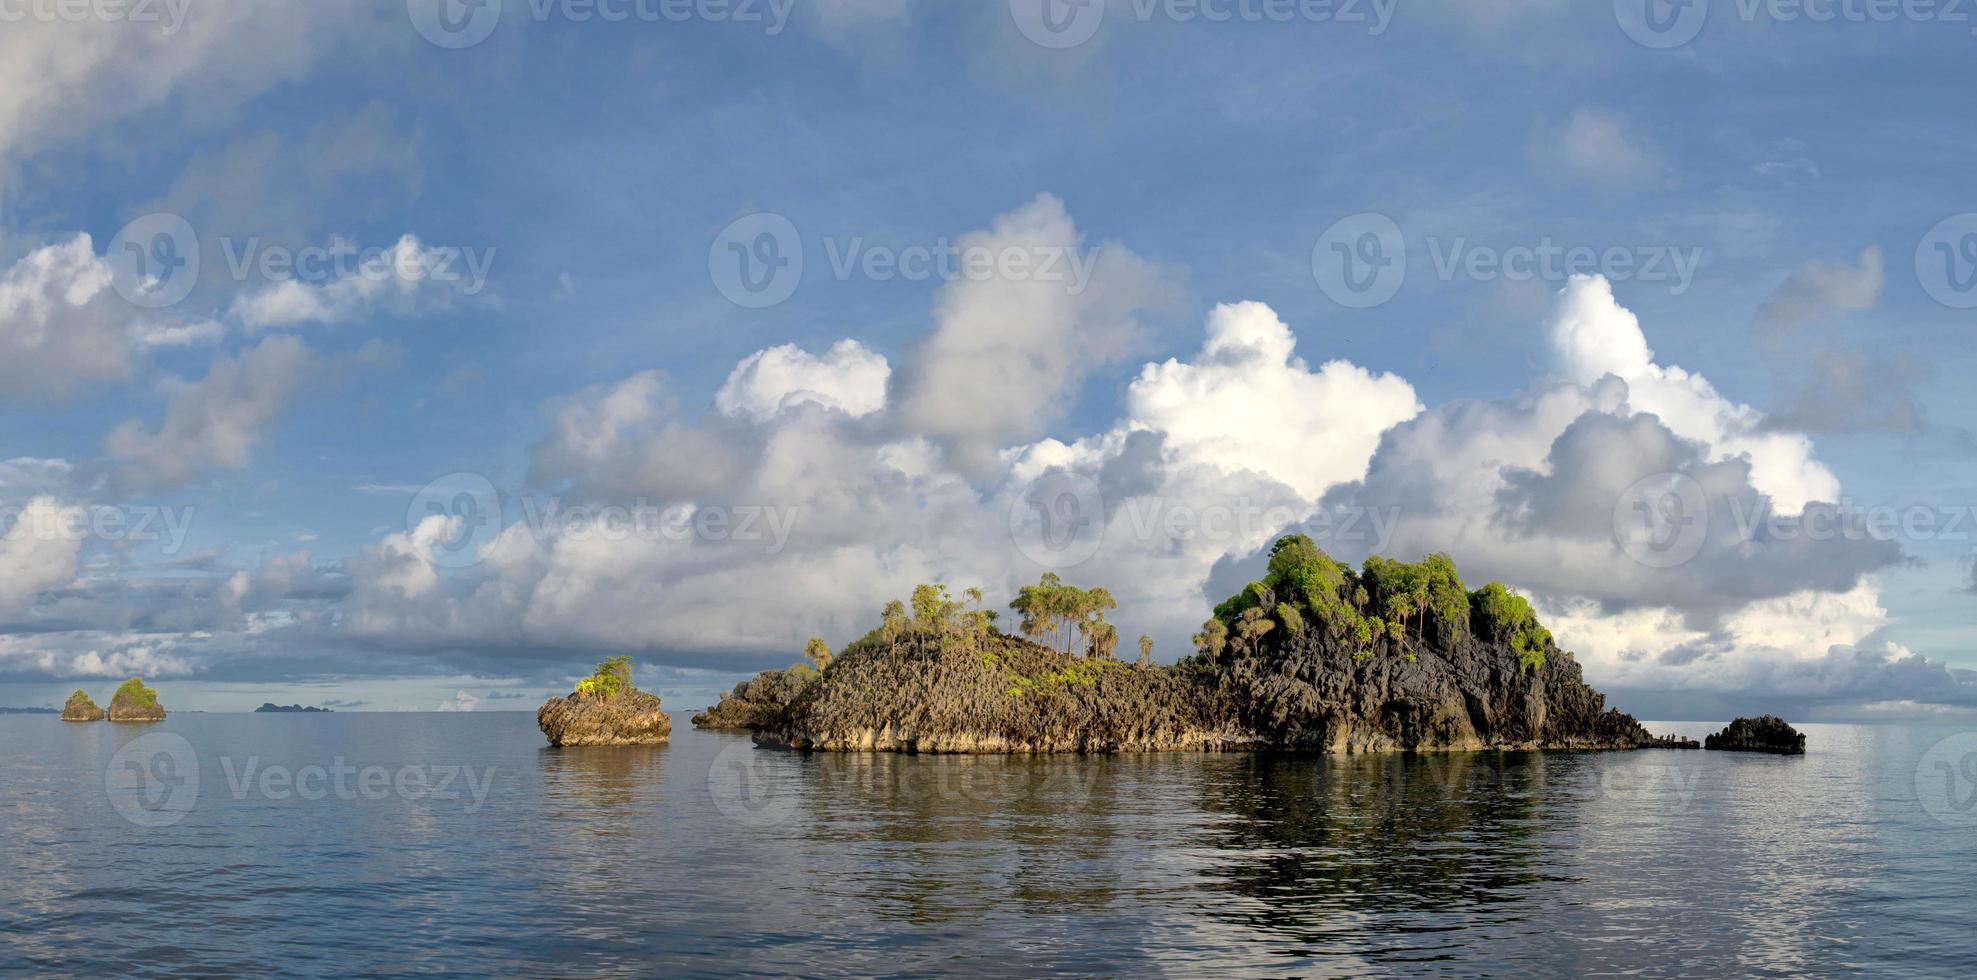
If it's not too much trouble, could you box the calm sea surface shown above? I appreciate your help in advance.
[2,713,1974,977]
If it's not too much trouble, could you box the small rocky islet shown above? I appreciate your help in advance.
[537,656,673,746]
[54,678,164,723]
[60,690,105,722]
[1705,715,1807,754]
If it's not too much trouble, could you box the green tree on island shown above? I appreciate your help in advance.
[575,655,634,699]
[804,637,833,671]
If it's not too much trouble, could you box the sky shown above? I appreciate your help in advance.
[1,0,1974,718]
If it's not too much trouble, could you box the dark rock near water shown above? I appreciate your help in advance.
[692,668,812,731]
[754,541,1693,756]
[256,703,332,713]
[61,690,104,722]
[539,689,671,746]
[1705,715,1805,754]
[107,677,165,722]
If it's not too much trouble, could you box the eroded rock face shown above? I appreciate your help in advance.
[1705,715,1806,754]
[1227,627,1655,753]
[538,690,672,746]
[107,678,165,722]
[691,669,809,731]
[60,691,104,722]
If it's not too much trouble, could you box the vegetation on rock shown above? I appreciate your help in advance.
[750,538,1678,755]
[108,677,165,722]
[539,656,670,745]
[61,689,105,722]
[1705,715,1806,754]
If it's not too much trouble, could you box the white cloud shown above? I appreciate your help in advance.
[1547,275,1837,512]
[1124,301,1420,500]
[436,690,480,712]
[895,193,1177,471]
[715,339,889,422]
[0,498,85,616]
[229,234,485,329]
[104,334,318,491]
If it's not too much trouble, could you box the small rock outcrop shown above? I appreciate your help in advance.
[1705,715,1806,754]
[692,667,813,731]
[107,677,165,722]
[60,690,104,722]
[538,656,671,746]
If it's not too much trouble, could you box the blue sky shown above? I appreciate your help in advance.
[1,1,1973,716]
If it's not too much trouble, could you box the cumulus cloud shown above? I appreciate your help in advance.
[104,335,318,491]
[0,498,85,616]
[1548,275,1837,512]
[1,236,135,398]
[715,339,889,422]
[0,5,355,177]
[529,371,750,499]
[895,193,1177,471]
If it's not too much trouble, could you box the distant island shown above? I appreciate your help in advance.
[698,536,1715,755]
[0,706,59,715]
[255,702,333,713]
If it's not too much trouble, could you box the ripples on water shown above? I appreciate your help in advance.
[2,715,1971,976]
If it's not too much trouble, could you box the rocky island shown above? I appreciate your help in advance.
[61,690,105,722]
[538,656,672,746]
[255,703,333,713]
[107,677,165,722]
[1705,715,1807,754]
[707,537,1700,755]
